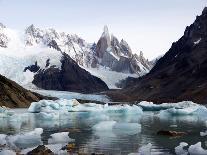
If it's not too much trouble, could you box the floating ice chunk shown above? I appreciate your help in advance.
[200,130,207,136]
[48,132,74,144]
[113,123,141,135]
[28,99,80,113]
[105,104,143,114]
[159,106,199,116]
[38,112,59,120]
[7,128,43,149]
[188,142,207,155]
[28,99,143,115]
[138,101,198,111]
[0,134,7,145]
[0,150,16,155]
[175,142,188,155]
[138,143,152,155]
[0,107,14,118]
[92,121,116,131]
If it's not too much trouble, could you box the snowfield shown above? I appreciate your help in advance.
[84,66,138,89]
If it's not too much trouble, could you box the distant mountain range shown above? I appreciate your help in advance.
[108,7,207,104]
[0,23,152,91]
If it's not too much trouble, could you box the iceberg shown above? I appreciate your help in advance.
[188,142,207,155]
[200,130,207,136]
[175,142,188,155]
[0,134,7,145]
[28,99,80,113]
[159,106,199,117]
[92,121,117,131]
[0,107,14,118]
[3,128,43,149]
[48,132,74,144]
[0,150,16,155]
[113,122,141,135]
[175,142,207,155]
[139,143,152,155]
[138,101,198,111]
[28,99,143,115]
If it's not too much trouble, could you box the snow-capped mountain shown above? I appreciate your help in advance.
[0,24,108,93]
[0,23,152,90]
[93,26,152,75]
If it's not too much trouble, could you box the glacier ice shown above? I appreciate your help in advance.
[48,132,74,144]
[28,99,143,115]
[138,101,198,111]
[0,107,14,118]
[0,128,43,149]
[200,130,207,136]
[175,142,188,155]
[92,121,117,131]
[139,143,152,155]
[0,150,16,155]
[188,142,207,155]
[175,142,207,155]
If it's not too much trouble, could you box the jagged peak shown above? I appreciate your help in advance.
[202,7,207,15]
[0,23,6,29]
[101,25,110,39]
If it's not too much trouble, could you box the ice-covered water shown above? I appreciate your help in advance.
[1,91,207,155]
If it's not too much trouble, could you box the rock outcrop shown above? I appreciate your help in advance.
[32,53,109,93]
[0,74,54,108]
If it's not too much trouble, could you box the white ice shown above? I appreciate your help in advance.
[0,150,16,155]
[48,132,74,144]
[0,128,43,149]
[92,121,117,131]
[28,99,143,116]
[138,101,198,111]
[200,130,207,136]
[84,66,138,89]
[175,142,188,155]
[188,142,207,155]
[138,143,152,155]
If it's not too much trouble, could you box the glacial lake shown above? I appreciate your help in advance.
[0,107,207,155]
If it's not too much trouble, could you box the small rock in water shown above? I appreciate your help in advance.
[157,130,186,137]
[27,145,54,155]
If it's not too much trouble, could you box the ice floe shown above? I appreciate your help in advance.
[138,101,198,111]
[0,150,16,155]
[92,121,116,131]
[28,99,143,115]
[48,132,74,144]
[175,142,207,155]
[175,142,188,155]
[0,128,43,150]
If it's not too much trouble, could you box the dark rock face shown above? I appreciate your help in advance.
[48,40,61,51]
[107,7,207,104]
[24,61,40,73]
[0,74,53,108]
[94,26,152,74]
[33,53,109,93]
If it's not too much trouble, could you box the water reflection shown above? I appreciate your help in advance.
[0,109,206,155]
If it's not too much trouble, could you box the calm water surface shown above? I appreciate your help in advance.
[0,108,206,155]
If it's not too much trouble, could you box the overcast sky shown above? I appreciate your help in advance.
[0,0,206,60]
